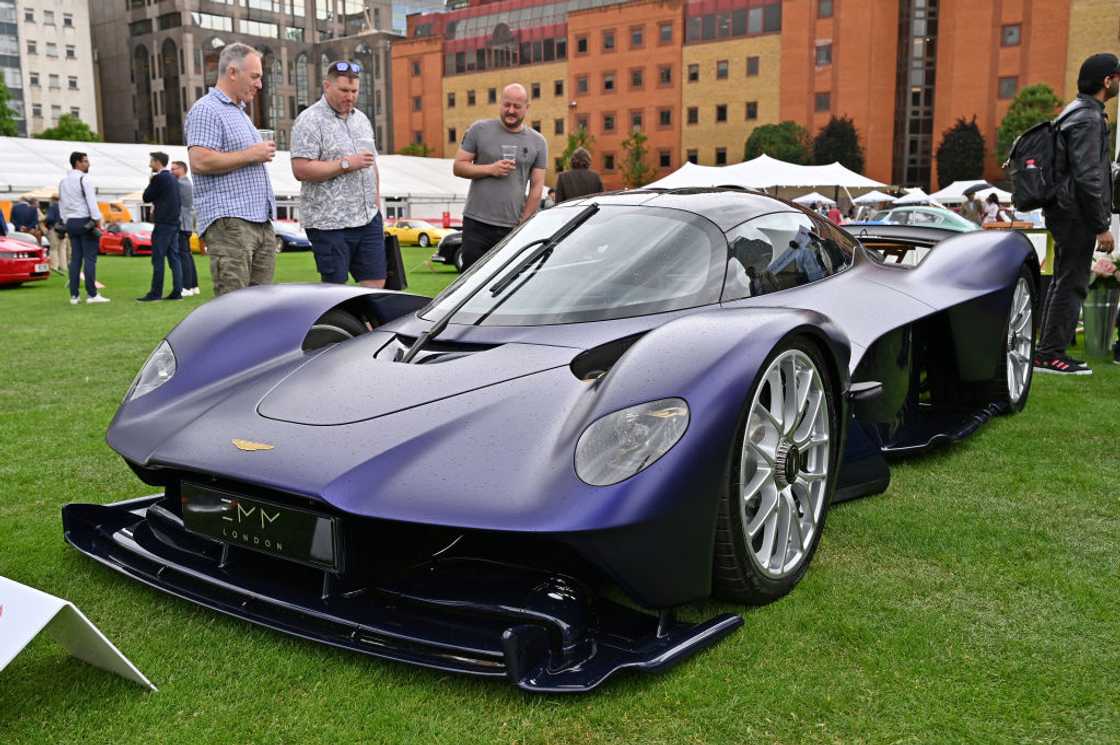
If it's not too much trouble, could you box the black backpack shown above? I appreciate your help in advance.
[1004,102,1090,211]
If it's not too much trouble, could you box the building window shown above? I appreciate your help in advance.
[746,101,758,120]
[716,60,729,79]
[576,113,589,131]
[51,104,61,121]
[747,56,760,76]
[554,79,564,96]
[603,153,615,171]
[816,43,832,66]
[576,35,588,54]
[62,12,74,28]
[48,74,59,89]
[630,110,642,130]
[658,65,672,86]
[630,68,643,89]
[31,103,42,118]
[411,61,420,77]
[554,118,564,135]
[715,147,727,165]
[447,92,455,108]
[488,87,496,104]
[29,72,39,87]
[45,42,57,57]
[715,104,727,122]
[70,107,80,117]
[603,72,615,93]
[602,30,615,52]
[1001,24,1021,47]
[66,45,76,60]
[68,76,78,90]
[659,22,672,44]
[412,96,421,112]
[658,108,671,127]
[687,106,698,125]
[659,150,671,168]
[602,112,615,132]
[467,89,476,106]
[686,149,698,164]
[448,127,457,143]
[413,131,423,145]
[43,9,55,25]
[688,64,699,83]
[26,40,36,55]
[23,8,33,22]
[630,26,643,49]
[531,82,540,99]
[815,92,831,112]
[576,74,589,95]
[998,76,1018,99]
[531,120,541,131]
[818,0,833,18]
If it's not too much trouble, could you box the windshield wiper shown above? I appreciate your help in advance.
[400,203,600,363]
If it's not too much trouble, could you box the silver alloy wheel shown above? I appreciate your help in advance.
[1006,277,1033,404]
[740,349,831,579]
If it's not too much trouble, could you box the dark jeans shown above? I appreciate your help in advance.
[179,231,199,289]
[306,213,386,283]
[460,216,514,271]
[147,222,182,298]
[65,218,99,298]
[1038,213,1097,357]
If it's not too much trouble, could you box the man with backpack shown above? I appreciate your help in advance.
[1033,53,1118,376]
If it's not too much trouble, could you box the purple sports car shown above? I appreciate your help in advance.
[63,188,1038,692]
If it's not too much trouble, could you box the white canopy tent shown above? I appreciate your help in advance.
[852,189,898,205]
[648,154,886,190]
[792,191,836,206]
[894,187,937,206]
[928,180,990,204]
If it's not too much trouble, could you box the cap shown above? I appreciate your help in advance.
[150,151,170,166]
[1078,53,1120,87]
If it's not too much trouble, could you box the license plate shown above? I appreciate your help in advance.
[34,263,48,272]
[180,482,339,570]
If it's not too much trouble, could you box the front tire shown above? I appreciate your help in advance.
[275,235,285,253]
[453,247,465,272]
[418,233,431,248]
[302,309,368,351]
[995,265,1036,413]
[122,239,133,257]
[713,339,838,605]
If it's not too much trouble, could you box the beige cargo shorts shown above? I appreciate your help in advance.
[203,217,276,297]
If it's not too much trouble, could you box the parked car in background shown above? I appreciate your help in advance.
[431,230,463,271]
[385,219,456,247]
[0,235,49,286]
[99,222,154,256]
[272,220,312,252]
[7,230,49,249]
[860,207,979,232]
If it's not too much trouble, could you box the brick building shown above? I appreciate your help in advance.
[393,0,1114,190]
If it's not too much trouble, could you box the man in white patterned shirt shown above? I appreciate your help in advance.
[185,42,277,297]
[290,60,384,287]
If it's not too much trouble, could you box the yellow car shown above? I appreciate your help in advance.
[385,219,456,248]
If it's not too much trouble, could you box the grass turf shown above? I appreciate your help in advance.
[0,250,1117,744]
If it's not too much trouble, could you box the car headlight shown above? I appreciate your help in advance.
[575,398,689,486]
[127,340,176,401]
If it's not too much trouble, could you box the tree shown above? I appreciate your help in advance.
[559,127,594,171]
[812,115,864,173]
[397,142,433,156]
[0,78,19,136]
[34,113,101,142]
[934,116,986,188]
[995,83,1061,164]
[744,121,811,164]
[619,130,653,188]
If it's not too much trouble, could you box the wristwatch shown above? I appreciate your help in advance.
[340,157,351,172]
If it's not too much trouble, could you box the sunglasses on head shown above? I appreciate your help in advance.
[330,61,362,73]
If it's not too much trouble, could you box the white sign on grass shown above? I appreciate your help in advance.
[0,575,156,691]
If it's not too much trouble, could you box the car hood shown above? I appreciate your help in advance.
[257,334,579,425]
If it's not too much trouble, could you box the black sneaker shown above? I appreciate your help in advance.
[1113,344,1119,366]
[164,293,183,301]
[1033,354,1092,376]
[136,295,160,302]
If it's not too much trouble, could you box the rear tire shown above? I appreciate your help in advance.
[419,233,431,248]
[302,309,368,351]
[123,239,133,257]
[453,247,465,272]
[713,338,838,605]
[275,235,285,253]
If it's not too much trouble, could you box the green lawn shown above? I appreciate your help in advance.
[0,251,1117,744]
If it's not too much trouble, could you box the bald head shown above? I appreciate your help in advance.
[499,84,529,131]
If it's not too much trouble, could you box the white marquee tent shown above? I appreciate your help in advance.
[929,179,1013,205]
[792,191,836,206]
[648,154,886,190]
[852,189,898,205]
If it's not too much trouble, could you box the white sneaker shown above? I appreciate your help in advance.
[188,287,200,296]
[69,296,79,305]
[86,294,111,304]
[183,287,195,296]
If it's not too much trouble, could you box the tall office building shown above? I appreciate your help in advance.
[0,0,25,134]
[91,1,399,151]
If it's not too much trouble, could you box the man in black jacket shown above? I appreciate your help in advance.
[1035,54,1119,376]
[138,152,183,302]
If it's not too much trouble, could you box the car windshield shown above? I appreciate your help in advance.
[420,204,727,326]
[411,220,435,230]
[123,223,154,233]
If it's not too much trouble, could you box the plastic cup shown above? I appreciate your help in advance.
[257,128,275,142]
[500,144,517,164]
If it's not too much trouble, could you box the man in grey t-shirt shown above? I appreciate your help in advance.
[453,84,547,270]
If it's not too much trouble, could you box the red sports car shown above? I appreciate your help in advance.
[0,236,49,286]
[99,222,154,256]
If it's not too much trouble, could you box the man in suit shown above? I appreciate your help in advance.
[138,151,183,302]
[10,197,41,242]
[170,160,200,296]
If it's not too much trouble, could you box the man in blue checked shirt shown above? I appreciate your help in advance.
[185,42,277,297]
